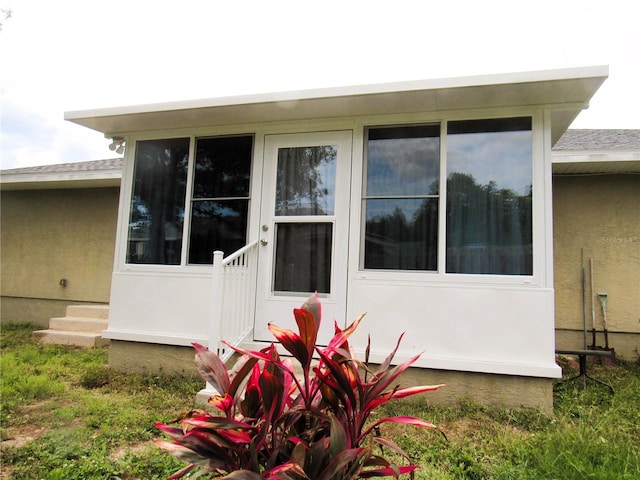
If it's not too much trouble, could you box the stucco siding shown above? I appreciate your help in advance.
[553,174,640,358]
[0,187,119,325]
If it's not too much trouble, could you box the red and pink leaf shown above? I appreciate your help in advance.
[324,314,365,356]
[268,323,310,369]
[361,415,438,440]
[193,342,230,394]
[371,437,412,463]
[222,470,264,480]
[293,307,317,364]
[208,393,234,417]
[181,416,254,432]
[300,291,322,332]
[391,384,445,399]
[265,461,311,480]
[153,439,208,466]
[358,465,420,478]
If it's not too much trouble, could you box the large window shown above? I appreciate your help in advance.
[363,117,532,275]
[126,135,253,265]
[127,138,189,265]
[188,136,253,264]
[364,125,440,270]
[446,118,532,275]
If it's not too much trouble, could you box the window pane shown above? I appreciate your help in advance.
[365,198,438,270]
[188,200,249,264]
[193,136,252,198]
[127,138,189,265]
[188,135,253,264]
[275,146,337,216]
[446,118,532,274]
[363,125,440,271]
[274,223,332,293]
[367,126,440,196]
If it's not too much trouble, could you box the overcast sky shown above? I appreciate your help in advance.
[1,0,639,170]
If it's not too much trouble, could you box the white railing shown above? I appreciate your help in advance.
[209,241,259,363]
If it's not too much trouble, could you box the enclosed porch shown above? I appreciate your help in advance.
[65,66,609,411]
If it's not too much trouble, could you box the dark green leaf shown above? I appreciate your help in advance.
[317,447,366,480]
[329,413,348,456]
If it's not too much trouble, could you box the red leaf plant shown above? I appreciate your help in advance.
[155,293,445,479]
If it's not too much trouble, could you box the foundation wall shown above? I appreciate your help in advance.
[108,340,554,414]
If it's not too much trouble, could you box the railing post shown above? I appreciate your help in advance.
[210,250,225,354]
[203,250,225,395]
[197,243,257,403]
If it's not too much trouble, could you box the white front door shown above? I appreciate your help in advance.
[254,131,353,344]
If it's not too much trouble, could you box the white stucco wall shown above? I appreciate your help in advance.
[347,282,559,378]
[106,272,211,346]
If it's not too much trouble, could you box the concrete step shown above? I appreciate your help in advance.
[31,304,110,348]
[66,304,109,319]
[32,330,110,348]
[48,317,108,333]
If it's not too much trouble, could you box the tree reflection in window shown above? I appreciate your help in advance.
[127,138,189,265]
[364,125,440,270]
[446,118,532,275]
[188,136,253,264]
[275,146,336,216]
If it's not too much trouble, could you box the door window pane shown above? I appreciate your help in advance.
[275,146,337,216]
[127,138,189,265]
[188,135,253,264]
[446,117,532,274]
[274,223,332,293]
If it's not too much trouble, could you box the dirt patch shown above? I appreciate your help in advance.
[110,440,156,461]
[1,424,48,449]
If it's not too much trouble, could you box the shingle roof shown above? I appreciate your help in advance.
[553,129,640,151]
[1,158,123,176]
[552,130,640,175]
[0,158,123,191]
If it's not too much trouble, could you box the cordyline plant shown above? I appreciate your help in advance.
[155,293,444,479]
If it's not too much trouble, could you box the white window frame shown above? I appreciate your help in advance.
[353,108,545,287]
[116,131,256,274]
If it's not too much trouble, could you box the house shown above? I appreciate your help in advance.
[4,131,635,357]
[49,66,618,411]
[552,130,640,358]
[0,160,121,326]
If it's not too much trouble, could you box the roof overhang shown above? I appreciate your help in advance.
[0,167,122,191]
[65,66,608,144]
[552,151,640,175]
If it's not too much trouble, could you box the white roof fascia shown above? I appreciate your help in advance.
[553,151,640,163]
[65,66,609,141]
[552,150,640,175]
[0,168,122,191]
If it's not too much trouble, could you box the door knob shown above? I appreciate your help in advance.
[260,238,268,246]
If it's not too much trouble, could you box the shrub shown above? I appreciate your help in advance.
[155,293,444,479]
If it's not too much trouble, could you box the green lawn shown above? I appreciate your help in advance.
[1,323,639,479]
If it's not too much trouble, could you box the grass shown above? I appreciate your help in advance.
[377,358,640,480]
[1,323,200,479]
[1,323,639,479]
